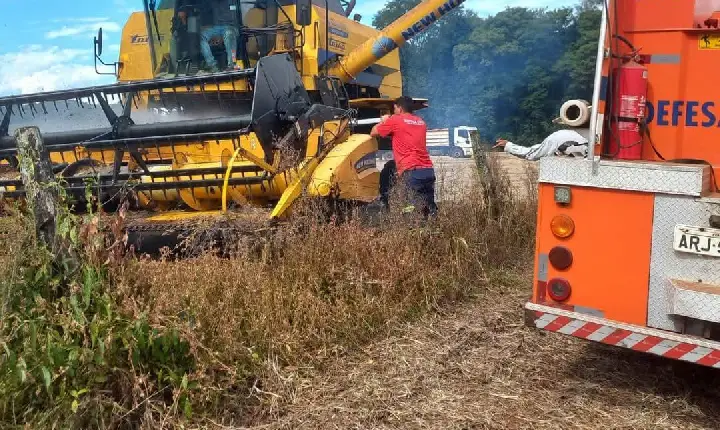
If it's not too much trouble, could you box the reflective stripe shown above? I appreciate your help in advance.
[557,319,587,335]
[651,54,680,64]
[526,302,720,369]
[679,346,713,362]
[646,339,681,356]
[617,332,646,349]
[586,325,615,342]
[535,313,559,329]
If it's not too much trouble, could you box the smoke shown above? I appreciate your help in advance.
[398,5,589,144]
[395,8,478,130]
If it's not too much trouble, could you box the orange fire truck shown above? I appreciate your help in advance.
[525,0,720,367]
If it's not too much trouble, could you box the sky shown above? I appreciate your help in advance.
[0,0,576,97]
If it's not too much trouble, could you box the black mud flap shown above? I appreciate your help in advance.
[524,303,540,328]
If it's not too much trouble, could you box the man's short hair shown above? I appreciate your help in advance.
[394,96,414,113]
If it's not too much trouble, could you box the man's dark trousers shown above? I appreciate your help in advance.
[401,167,438,219]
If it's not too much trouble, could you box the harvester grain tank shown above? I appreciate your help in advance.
[0,0,465,241]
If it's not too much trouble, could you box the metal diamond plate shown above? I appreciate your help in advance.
[648,195,720,331]
[670,281,720,324]
[538,157,709,196]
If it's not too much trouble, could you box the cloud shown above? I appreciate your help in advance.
[113,0,140,15]
[0,45,114,96]
[45,21,121,40]
[50,17,112,23]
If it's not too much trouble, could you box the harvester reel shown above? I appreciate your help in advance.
[341,0,356,16]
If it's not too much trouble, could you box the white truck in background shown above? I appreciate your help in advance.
[377,125,480,160]
[426,126,478,158]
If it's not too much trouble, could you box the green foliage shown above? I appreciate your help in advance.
[0,200,195,427]
[372,1,602,145]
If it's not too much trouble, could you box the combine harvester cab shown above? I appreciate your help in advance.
[525,0,720,367]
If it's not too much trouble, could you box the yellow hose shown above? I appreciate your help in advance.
[222,147,242,212]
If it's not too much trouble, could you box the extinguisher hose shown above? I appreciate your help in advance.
[611,34,639,60]
[641,123,720,192]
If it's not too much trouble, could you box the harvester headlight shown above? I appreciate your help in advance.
[316,182,331,196]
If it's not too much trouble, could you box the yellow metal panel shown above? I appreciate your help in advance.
[309,133,379,202]
[307,5,402,96]
[118,12,155,82]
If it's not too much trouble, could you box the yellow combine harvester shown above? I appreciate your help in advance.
[0,0,464,251]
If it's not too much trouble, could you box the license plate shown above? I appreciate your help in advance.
[673,224,720,257]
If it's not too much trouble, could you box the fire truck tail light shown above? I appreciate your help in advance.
[547,278,572,302]
[549,246,573,270]
[551,214,575,238]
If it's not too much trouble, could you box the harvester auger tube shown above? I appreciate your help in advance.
[327,0,466,83]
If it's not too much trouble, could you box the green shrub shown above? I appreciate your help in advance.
[0,197,195,428]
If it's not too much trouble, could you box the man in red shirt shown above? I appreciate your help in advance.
[371,96,438,219]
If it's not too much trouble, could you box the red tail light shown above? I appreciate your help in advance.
[547,278,571,302]
[549,246,573,270]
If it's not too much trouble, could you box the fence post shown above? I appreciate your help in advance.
[15,126,64,251]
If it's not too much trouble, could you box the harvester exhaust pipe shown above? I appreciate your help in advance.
[327,0,465,83]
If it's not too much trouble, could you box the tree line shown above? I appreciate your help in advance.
[372,0,603,145]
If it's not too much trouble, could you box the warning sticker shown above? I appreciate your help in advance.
[699,34,720,50]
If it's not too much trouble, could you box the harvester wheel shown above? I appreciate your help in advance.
[61,159,127,212]
[62,158,102,178]
[137,192,175,212]
[179,188,222,212]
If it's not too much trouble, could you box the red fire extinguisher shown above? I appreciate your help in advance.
[605,59,648,160]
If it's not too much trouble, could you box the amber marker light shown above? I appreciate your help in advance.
[550,214,575,239]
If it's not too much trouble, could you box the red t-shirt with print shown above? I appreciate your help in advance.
[375,113,433,175]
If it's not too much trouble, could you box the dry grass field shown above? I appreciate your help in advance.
[2,151,720,429]
[234,154,720,430]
